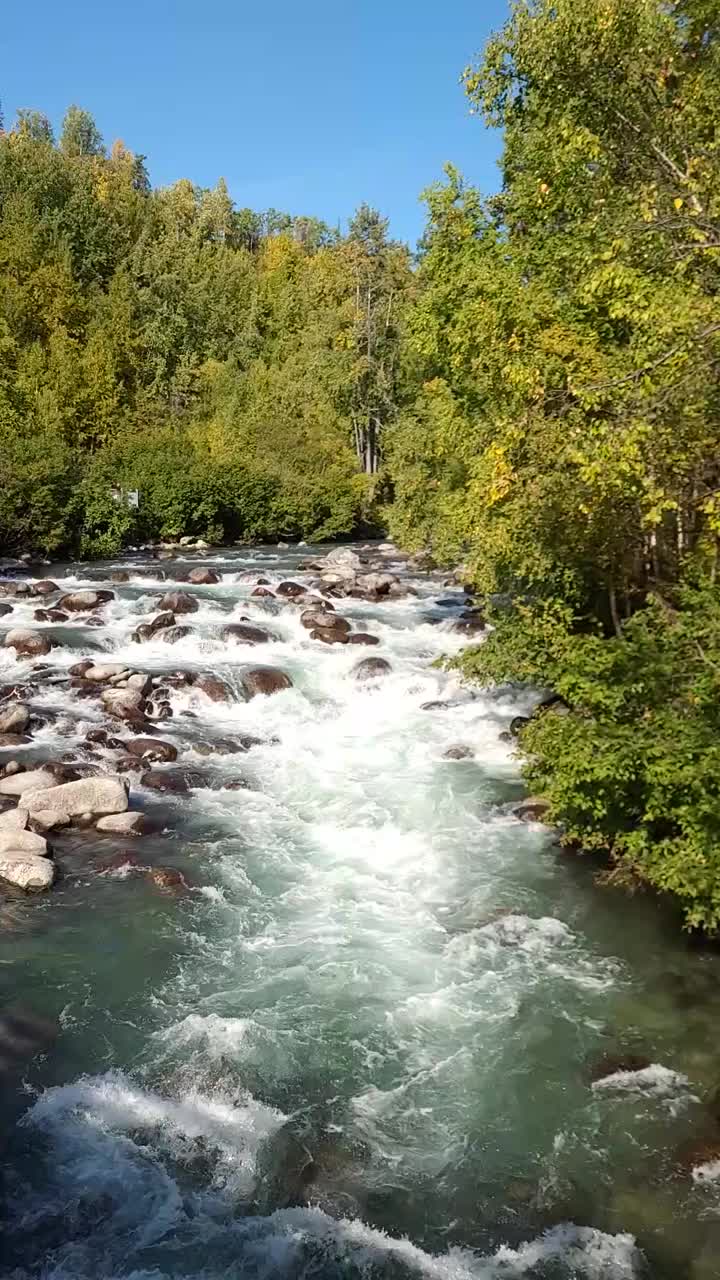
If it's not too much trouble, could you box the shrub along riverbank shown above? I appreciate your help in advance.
[3,0,720,928]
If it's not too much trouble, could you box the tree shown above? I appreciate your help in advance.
[60,105,104,158]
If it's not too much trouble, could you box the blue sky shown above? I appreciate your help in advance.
[3,0,509,246]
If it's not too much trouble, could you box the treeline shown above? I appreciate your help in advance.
[0,105,410,555]
[4,0,720,928]
[388,0,720,931]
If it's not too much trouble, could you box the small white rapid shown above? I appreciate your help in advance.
[1,545,718,1279]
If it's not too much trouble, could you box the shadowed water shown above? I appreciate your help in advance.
[0,545,718,1279]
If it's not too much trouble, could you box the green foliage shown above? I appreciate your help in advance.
[388,0,720,929]
[0,108,410,556]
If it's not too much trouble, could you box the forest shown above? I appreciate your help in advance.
[2,0,720,929]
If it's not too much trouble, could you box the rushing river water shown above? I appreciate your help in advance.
[0,544,719,1280]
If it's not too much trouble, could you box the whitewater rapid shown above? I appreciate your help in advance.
[1,544,719,1279]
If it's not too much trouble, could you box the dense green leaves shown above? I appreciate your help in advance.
[0,110,410,553]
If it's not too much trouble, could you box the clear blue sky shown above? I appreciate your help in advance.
[3,0,509,246]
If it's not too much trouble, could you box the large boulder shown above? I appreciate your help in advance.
[21,775,129,819]
[0,829,49,856]
[83,663,128,683]
[241,667,293,698]
[0,704,30,735]
[161,625,193,644]
[0,767,56,797]
[58,589,114,612]
[4,629,52,658]
[0,850,55,891]
[31,580,60,597]
[158,591,198,614]
[34,608,68,623]
[222,623,275,646]
[187,567,220,585]
[0,807,29,830]
[324,547,362,576]
[352,657,392,681]
[300,610,350,634]
[140,769,205,793]
[276,581,307,599]
[355,572,397,597]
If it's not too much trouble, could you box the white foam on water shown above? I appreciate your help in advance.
[692,1159,720,1184]
[591,1064,689,1096]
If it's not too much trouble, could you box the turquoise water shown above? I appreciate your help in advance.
[0,546,719,1279]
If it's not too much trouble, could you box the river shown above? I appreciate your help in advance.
[0,543,718,1279]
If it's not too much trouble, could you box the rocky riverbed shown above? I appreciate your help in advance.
[0,541,719,1279]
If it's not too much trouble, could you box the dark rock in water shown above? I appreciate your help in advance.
[514,796,551,823]
[251,586,275,598]
[0,603,13,618]
[222,623,276,646]
[145,865,189,890]
[255,1120,318,1211]
[587,1052,652,1084]
[675,1135,720,1174]
[0,1006,59,1080]
[443,744,474,760]
[195,735,265,756]
[453,613,486,635]
[301,609,349,634]
[125,737,178,763]
[347,633,380,646]
[140,768,206,793]
[133,611,177,644]
[310,628,348,645]
[158,591,198,615]
[58,589,114,612]
[85,728,110,746]
[110,570,130,583]
[193,674,234,702]
[33,608,68,623]
[242,667,293,698]
[69,659,95,678]
[256,577,271,585]
[187,567,220,585]
[510,716,531,737]
[353,657,391,681]
[220,777,252,791]
[0,733,31,747]
[277,581,307,599]
[31,580,59,597]
[162,625,193,644]
[421,700,451,711]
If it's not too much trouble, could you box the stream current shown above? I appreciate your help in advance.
[0,544,719,1280]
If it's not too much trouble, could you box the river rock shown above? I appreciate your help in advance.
[161,625,193,644]
[193,674,234,702]
[125,737,178,763]
[96,811,146,835]
[514,796,551,822]
[0,602,12,618]
[276,581,307,598]
[347,633,380,646]
[454,613,486,635]
[21,775,129,819]
[443,744,474,760]
[158,591,198,614]
[0,767,56,797]
[587,1053,653,1084]
[187,567,220,585]
[31,580,59,596]
[101,687,146,721]
[301,610,349,634]
[311,628,348,645]
[509,716,531,737]
[145,865,188,890]
[4,629,52,658]
[69,659,95,677]
[0,704,30,735]
[140,769,205,793]
[324,547,362,574]
[352,657,392,681]
[0,829,49,856]
[242,667,293,698]
[29,809,71,832]
[58,589,114,612]
[33,608,68,623]
[111,570,130,583]
[222,623,276,646]
[0,808,29,831]
[0,851,55,891]
[355,572,397,597]
[84,663,128,683]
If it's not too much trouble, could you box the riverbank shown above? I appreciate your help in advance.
[0,543,719,1279]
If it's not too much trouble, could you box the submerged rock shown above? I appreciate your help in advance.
[587,1053,653,1084]
[241,667,293,698]
[443,744,474,760]
[352,657,392,681]
[33,608,68,623]
[514,797,551,823]
[222,623,276,646]
[347,633,380,646]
